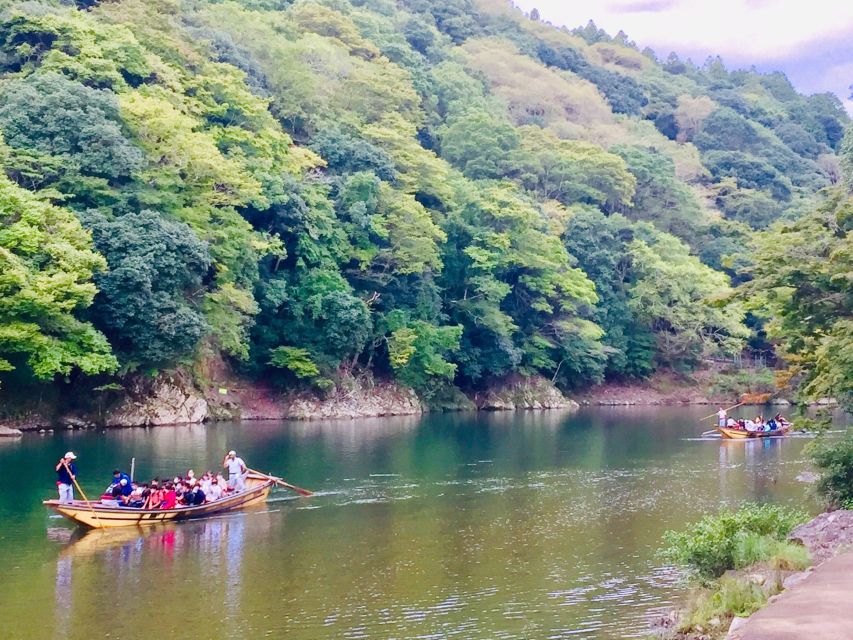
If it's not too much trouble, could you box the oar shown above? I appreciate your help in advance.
[62,460,103,528]
[248,469,314,497]
[699,401,747,423]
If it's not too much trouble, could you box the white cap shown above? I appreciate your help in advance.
[228,450,236,456]
[64,451,77,460]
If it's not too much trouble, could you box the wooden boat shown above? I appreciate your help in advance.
[717,424,791,439]
[44,472,275,529]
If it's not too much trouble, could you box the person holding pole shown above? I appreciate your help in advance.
[55,452,78,503]
[222,450,247,492]
[717,407,727,428]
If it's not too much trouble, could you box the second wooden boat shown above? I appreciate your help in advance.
[44,472,274,529]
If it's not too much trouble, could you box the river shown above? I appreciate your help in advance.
[0,407,826,639]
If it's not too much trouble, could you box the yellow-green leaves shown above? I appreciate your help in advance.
[371,183,445,275]
[0,173,116,379]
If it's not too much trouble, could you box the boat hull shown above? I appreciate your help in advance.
[717,425,790,439]
[44,473,274,529]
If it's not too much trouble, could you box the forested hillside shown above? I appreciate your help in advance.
[0,0,850,407]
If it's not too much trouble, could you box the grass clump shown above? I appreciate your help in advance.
[660,503,809,580]
[680,576,768,632]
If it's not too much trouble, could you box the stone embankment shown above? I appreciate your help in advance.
[1,373,579,431]
[725,511,853,640]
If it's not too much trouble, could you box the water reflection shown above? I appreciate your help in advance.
[0,409,827,640]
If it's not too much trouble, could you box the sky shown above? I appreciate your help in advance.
[514,0,853,113]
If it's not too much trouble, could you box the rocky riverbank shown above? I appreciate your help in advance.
[0,371,580,431]
[657,510,853,640]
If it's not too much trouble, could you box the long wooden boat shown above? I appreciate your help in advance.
[44,472,274,529]
[717,425,791,439]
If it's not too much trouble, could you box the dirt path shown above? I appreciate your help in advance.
[729,551,853,639]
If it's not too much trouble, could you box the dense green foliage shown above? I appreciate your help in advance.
[741,130,853,410]
[809,432,853,509]
[660,503,809,580]
[0,0,847,398]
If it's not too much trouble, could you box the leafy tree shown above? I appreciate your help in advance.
[629,230,748,369]
[741,186,853,410]
[438,110,519,179]
[83,210,211,370]
[385,311,462,397]
[563,208,656,378]
[310,126,397,181]
[0,172,116,381]
[508,127,636,210]
[0,72,142,201]
[613,145,702,240]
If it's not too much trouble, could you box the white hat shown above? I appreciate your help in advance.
[228,450,236,456]
[64,451,77,459]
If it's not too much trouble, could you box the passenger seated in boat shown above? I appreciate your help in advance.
[159,482,177,509]
[125,483,148,508]
[186,470,197,487]
[745,419,758,432]
[110,478,131,504]
[145,480,163,509]
[110,470,133,497]
[726,418,738,427]
[207,478,224,502]
[216,472,228,492]
[737,419,746,430]
[187,484,206,506]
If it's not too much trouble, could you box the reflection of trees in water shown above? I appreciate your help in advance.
[718,439,783,501]
[53,511,272,634]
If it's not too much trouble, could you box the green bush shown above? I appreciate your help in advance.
[809,431,853,508]
[708,369,776,399]
[660,503,809,580]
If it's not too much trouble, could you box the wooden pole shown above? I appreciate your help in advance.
[247,468,314,497]
[62,460,103,529]
[130,457,135,482]
[699,401,748,423]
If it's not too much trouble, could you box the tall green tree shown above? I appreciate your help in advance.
[0,172,116,381]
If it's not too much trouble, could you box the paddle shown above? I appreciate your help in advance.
[248,468,314,497]
[62,460,103,528]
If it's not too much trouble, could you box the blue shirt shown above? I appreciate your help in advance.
[57,462,77,485]
[112,472,132,496]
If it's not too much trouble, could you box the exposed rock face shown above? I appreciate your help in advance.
[5,370,582,429]
[474,376,579,411]
[104,374,208,427]
[0,425,23,437]
[788,510,853,563]
[286,381,422,420]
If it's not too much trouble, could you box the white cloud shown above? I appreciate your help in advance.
[516,0,853,62]
[514,0,853,110]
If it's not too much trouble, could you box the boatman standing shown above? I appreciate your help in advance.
[717,407,727,428]
[222,450,247,492]
[55,452,78,503]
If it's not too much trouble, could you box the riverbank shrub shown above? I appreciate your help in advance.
[809,431,853,508]
[679,576,769,634]
[708,368,777,400]
[660,503,809,580]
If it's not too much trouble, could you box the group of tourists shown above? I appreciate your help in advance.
[717,408,790,433]
[54,450,248,507]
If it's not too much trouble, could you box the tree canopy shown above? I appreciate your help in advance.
[0,0,847,404]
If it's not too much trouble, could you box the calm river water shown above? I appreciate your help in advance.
[0,407,828,640]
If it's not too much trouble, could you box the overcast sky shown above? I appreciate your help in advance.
[514,0,853,113]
